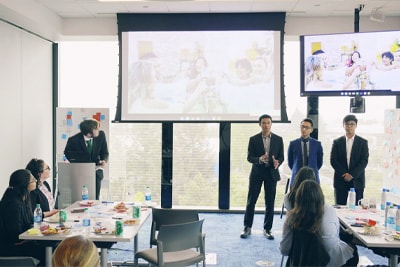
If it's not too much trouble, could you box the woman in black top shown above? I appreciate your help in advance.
[26,158,59,218]
[0,169,46,264]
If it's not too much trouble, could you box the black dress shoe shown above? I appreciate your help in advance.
[263,230,274,240]
[240,227,251,238]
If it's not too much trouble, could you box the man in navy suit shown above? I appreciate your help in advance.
[287,118,323,187]
[64,118,109,200]
[240,114,284,240]
[330,114,369,205]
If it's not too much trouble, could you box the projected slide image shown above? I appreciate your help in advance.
[121,31,280,121]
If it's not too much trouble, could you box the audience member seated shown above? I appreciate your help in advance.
[52,235,100,267]
[280,180,359,267]
[26,159,59,218]
[0,169,46,265]
[284,166,316,211]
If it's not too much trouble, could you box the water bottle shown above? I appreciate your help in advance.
[348,188,356,210]
[396,206,400,231]
[388,205,397,230]
[33,204,42,229]
[381,188,388,210]
[385,201,391,230]
[82,185,89,201]
[145,186,152,205]
[82,208,91,234]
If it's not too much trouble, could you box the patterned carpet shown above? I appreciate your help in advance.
[108,212,389,266]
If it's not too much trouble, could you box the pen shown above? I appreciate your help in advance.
[112,217,123,220]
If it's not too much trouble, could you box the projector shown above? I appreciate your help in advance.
[370,10,385,22]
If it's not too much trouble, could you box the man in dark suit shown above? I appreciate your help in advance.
[240,114,284,240]
[64,118,109,200]
[287,118,323,186]
[330,114,369,205]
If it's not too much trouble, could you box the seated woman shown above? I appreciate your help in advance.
[26,158,59,218]
[280,180,358,267]
[52,235,100,267]
[0,169,46,265]
[283,166,316,211]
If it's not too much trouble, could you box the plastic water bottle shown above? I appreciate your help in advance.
[385,201,391,230]
[145,186,152,205]
[348,188,356,210]
[381,188,388,210]
[82,208,91,234]
[395,206,400,231]
[388,205,397,230]
[33,204,42,229]
[82,185,89,200]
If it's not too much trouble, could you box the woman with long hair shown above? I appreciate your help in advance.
[26,158,59,218]
[280,180,358,267]
[0,169,46,265]
[284,166,316,211]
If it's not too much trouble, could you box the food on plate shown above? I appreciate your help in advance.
[40,224,50,232]
[123,219,137,225]
[27,228,39,235]
[41,227,59,235]
[363,225,379,235]
[114,202,128,212]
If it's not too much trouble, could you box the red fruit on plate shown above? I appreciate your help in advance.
[40,224,49,231]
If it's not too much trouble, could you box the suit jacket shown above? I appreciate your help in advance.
[288,137,323,185]
[330,135,369,190]
[247,132,284,182]
[64,130,109,165]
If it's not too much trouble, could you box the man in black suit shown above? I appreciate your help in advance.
[240,114,284,240]
[64,118,109,200]
[330,114,369,205]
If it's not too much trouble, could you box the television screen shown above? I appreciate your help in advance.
[115,13,287,122]
[300,30,400,97]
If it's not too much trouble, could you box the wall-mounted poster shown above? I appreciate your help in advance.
[383,109,400,204]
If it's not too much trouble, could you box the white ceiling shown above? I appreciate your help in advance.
[34,0,400,18]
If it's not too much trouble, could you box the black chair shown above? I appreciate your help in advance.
[285,230,330,267]
[135,219,206,267]
[150,208,199,248]
[0,256,40,267]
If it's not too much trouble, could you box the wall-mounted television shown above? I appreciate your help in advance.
[115,13,287,122]
[300,30,400,97]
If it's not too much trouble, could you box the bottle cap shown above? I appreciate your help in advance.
[386,201,391,206]
[350,188,355,192]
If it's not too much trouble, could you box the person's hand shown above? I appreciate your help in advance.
[342,173,353,182]
[45,209,59,218]
[272,155,280,169]
[99,160,107,167]
[260,153,268,164]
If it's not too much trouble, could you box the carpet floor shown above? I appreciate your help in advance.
[107,213,390,266]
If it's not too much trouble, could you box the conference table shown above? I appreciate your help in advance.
[336,206,400,267]
[19,200,151,267]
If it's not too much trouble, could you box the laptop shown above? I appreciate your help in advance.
[65,151,92,163]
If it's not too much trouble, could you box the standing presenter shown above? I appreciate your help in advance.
[64,118,109,200]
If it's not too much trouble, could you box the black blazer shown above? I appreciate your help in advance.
[330,135,369,190]
[64,130,109,165]
[30,184,51,214]
[247,132,284,181]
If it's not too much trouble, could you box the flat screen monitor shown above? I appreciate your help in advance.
[300,30,400,97]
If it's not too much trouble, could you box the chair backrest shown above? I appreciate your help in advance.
[0,256,40,267]
[286,230,330,267]
[150,208,199,247]
[157,219,204,253]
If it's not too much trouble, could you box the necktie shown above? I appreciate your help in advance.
[87,139,93,156]
[303,139,308,166]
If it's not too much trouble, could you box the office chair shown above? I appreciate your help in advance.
[150,208,199,248]
[135,219,206,267]
[0,256,40,267]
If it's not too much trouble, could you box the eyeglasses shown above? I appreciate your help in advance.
[43,166,51,171]
[345,123,357,127]
[29,178,37,184]
[300,125,312,130]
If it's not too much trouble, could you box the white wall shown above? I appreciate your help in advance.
[0,20,53,194]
